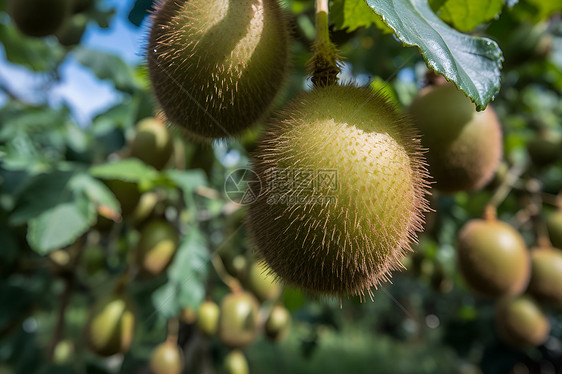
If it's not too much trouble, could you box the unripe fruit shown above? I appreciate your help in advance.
[224,350,249,374]
[137,220,179,276]
[104,179,141,217]
[457,218,530,298]
[247,85,429,296]
[247,262,281,301]
[528,247,562,307]
[149,341,184,374]
[130,118,174,170]
[264,305,291,341]
[147,0,289,140]
[408,83,502,193]
[85,294,135,356]
[53,339,75,365]
[8,0,71,37]
[495,296,550,349]
[219,292,260,349]
[547,210,562,249]
[197,300,220,335]
[56,13,87,46]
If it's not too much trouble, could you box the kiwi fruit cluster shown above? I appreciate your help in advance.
[147,0,290,140]
[408,82,502,193]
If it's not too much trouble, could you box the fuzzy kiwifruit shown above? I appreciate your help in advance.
[130,117,174,170]
[247,262,281,301]
[528,247,562,307]
[457,218,530,298]
[197,300,220,335]
[408,83,502,193]
[247,85,429,297]
[85,294,135,356]
[495,295,550,349]
[137,220,179,276]
[149,341,184,374]
[218,292,260,349]
[8,0,72,37]
[547,210,562,249]
[264,305,291,341]
[224,350,249,374]
[147,0,289,140]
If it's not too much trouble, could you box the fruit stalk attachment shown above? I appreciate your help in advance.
[211,252,242,293]
[308,0,342,87]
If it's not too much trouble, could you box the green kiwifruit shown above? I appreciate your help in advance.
[528,247,562,307]
[197,300,220,335]
[247,262,281,301]
[247,85,429,297]
[55,13,87,46]
[408,83,502,193]
[224,350,249,374]
[103,179,142,217]
[547,210,562,249]
[147,0,289,140]
[495,295,550,349]
[264,305,291,341]
[218,292,260,349]
[130,117,174,170]
[53,339,75,365]
[149,341,184,374]
[457,218,530,298]
[8,0,71,37]
[85,294,135,356]
[137,220,179,276]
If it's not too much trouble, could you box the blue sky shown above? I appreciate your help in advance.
[0,0,146,125]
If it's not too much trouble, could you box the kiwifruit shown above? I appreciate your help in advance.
[103,179,142,217]
[264,305,291,341]
[247,85,429,297]
[130,117,174,170]
[547,210,562,249]
[149,341,184,374]
[224,350,249,374]
[218,292,260,349]
[247,262,281,301]
[131,192,159,225]
[457,218,530,298]
[527,130,561,168]
[55,13,87,46]
[196,300,220,335]
[137,220,179,276]
[53,339,75,365]
[147,0,289,140]
[528,247,562,307]
[495,295,550,348]
[8,0,71,37]
[408,82,502,193]
[85,294,135,356]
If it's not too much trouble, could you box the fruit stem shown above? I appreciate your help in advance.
[211,252,243,293]
[166,317,180,343]
[487,162,526,209]
[316,0,330,45]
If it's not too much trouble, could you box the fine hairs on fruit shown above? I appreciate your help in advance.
[147,0,289,140]
[247,85,429,297]
[408,82,502,193]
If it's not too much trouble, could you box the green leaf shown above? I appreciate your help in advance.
[437,0,504,31]
[152,227,209,318]
[27,194,96,254]
[331,0,392,33]
[69,173,121,215]
[90,159,159,184]
[365,0,503,110]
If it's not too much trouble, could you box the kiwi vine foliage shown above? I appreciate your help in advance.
[0,0,561,374]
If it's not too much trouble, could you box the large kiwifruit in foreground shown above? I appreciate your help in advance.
[8,0,71,37]
[247,85,429,297]
[528,247,562,307]
[218,292,259,348]
[457,218,530,298]
[408,83,502,193]
[495,296,550,349]
[147,0,289,140]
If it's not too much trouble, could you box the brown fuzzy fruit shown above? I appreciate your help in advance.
[264,305,291,341]
[149,341,184,374]
[196,300,220,335]
[137,220,179,276]
[147,0,289,140]
[547,210,562,249]
[495,295,550,349]
[528,247,562,307]
[8,0,71,37]
[218,292,260,349]
[457,218,530,298]
[408,83,502,193]
[130,117,174,170]
[247,85,429,297]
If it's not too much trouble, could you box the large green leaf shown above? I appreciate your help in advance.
[331,0,392,33]
[365,0,503,110]
[70,173,122,215]
[437,0,504,31]
[90,159,159,184]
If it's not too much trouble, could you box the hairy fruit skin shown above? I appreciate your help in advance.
[528,247,562,307]
[149,341,184,374]
[247,85,429,297]
[495,296,550,349]
[408,83,502,193]
[218,292,260,349]
[147,0,289,140]
[457,219,530,298]
[9,0,71,37]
